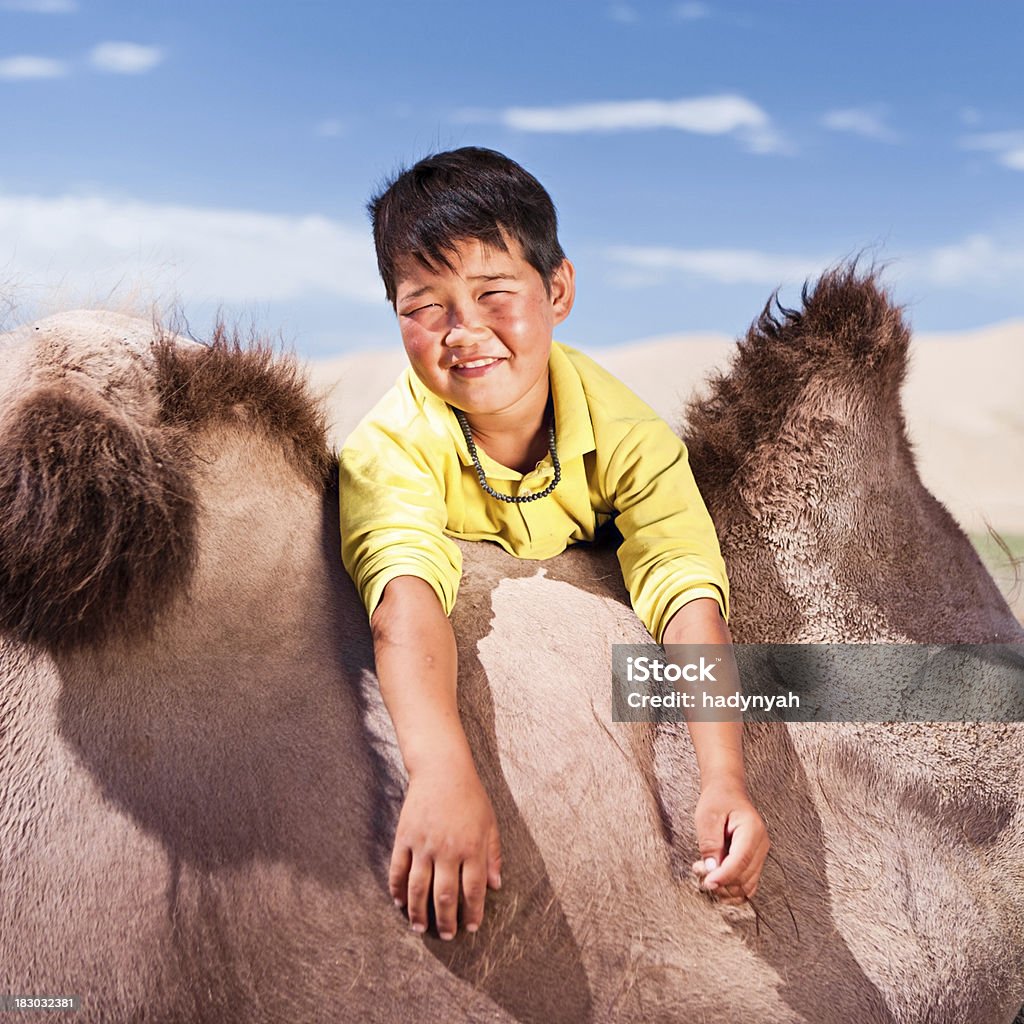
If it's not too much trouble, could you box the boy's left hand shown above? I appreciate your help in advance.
[690,779,769,904]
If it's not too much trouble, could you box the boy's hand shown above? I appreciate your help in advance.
[690,778,768,904]
[390,764,502,939]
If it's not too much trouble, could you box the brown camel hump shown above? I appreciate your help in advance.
[684,263,909,492]
[153,321,333,489]
[0,313,331,654]
[0,382,197,652]
[757,263,909,376]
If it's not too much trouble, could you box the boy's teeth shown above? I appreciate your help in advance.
[459,358,497,368]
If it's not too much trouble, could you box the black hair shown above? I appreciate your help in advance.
[367,147,566,306]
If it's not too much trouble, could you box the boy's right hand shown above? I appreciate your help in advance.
[389,764,502,940]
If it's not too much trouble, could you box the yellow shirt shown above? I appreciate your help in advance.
[338,341,729,643]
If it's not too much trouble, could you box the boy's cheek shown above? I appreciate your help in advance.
[400,330,436,362]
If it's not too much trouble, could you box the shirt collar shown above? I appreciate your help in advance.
[403,340,597,475]
[548,340,597,463]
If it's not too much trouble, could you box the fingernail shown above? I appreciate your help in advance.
[439,931,454,941]
[393,898,403,908]
[495,874,502,890]
[704,880,719,891]
[466,923,479,934]
[704,857,718,871]
[411,922,426,934]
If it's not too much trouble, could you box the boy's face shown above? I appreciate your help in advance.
[393,236,575,422]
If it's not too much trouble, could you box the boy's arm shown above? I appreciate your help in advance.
[339,438,462,622]
[338,423,498,937]
[371,575,502,939]
[662,598,769,903]
[603,417,729,644]
[602,417,765,899]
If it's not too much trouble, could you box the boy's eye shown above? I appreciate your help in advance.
[481,290,509,298]
[402,303,440,317]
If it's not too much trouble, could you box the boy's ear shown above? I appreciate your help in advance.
[549,259,576,325]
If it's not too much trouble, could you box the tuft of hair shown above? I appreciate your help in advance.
[152,319,333,490]
[684,263,910,492]
[367,146,566,305]
[0,313,332,654]
[0,385,197,652]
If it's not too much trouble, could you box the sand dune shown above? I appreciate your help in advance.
[307,321,1024,538]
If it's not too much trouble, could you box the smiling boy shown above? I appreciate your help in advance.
[339,147,768,941]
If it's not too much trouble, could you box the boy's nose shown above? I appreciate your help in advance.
[443,316,489,346]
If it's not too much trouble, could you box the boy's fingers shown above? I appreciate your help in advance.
[696,832,726,887]
[432,858,461,940]
[405,853,433,935]
[388,844,413,906]
[735,833,770,888]
[705,823,756,886]
[739,842,769,894]
[696,814,727,869]
[691,856,719,882]
[460,856,488,934]
[717,891,749,906]
[709,833,769,892]
[487,827,503,890]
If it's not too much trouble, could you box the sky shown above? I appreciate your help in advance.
[1,0,1023,356]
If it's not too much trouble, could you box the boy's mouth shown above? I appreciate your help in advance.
[450,356,505,377]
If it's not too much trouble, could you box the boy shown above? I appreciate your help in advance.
[339,147,768,941]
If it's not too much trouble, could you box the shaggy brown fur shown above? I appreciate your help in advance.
[0,319,332,654]
[682,265,1018,643]
[0,384,196,652]
[152,321,333,490]
[684,264,909,495]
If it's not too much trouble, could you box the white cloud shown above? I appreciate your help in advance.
[0,55,68,79]
[672,2,710,20]
[0,192,382,309]
[908,233,1024,287]
[608,3,637,22]
[464,94,787,154]
[821,106,898,143]
[960,130,1024,171]
[607,234,1024,293]
[0,0,76,10]
[89,42,163,74]
[606,245,827,286]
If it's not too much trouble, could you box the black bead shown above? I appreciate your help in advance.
[453,404,561,504]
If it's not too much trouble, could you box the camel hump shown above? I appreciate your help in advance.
[750,263,909,380]
[150,321,333,490]
[0,380,197,652]
[684,263,911,493]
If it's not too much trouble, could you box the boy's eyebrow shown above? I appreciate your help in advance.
[398,273,519,304]
[398,284,432,303]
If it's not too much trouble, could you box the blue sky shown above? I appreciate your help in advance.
[2,0,1023,356]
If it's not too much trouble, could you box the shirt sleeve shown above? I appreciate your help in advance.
[338,431,462,620]
[604,416,730,643]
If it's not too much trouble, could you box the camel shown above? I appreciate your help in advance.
[1,268,1022,1023]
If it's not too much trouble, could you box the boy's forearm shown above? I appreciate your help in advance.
[686,720,746,791]
[370,575,477,779]
[662,597,748,791]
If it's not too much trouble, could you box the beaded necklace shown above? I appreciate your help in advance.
[453,402,561,504]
